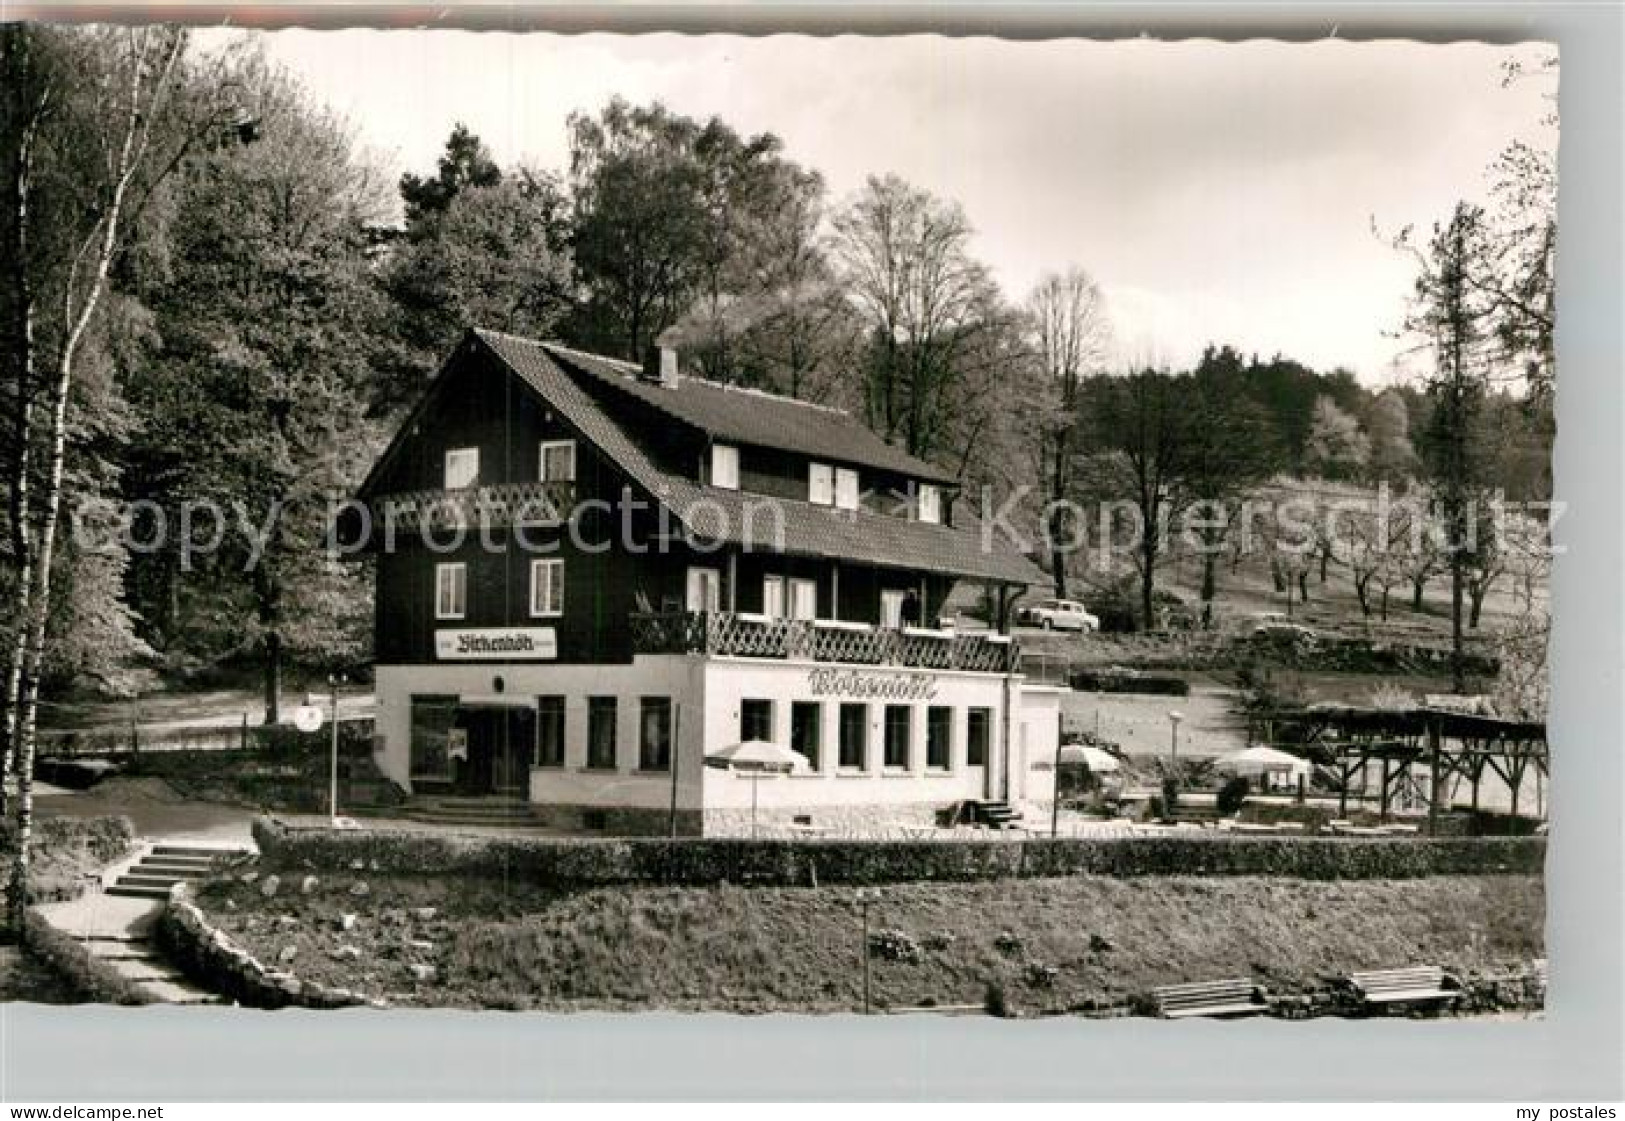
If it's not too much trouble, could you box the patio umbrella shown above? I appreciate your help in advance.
[1058,744,1122,772]
[1216,746,1311,777]
[705,739,811,835]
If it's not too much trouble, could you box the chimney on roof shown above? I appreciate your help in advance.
[641,344,681,389]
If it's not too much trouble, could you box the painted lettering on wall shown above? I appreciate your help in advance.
[434,628,558,661]
[806,668,939,701]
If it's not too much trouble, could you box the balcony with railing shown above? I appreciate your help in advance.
[628,610,1019,673]
[370,480,576,531]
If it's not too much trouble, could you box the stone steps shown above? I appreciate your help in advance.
[401,796,542,828]
[105,845,252,900]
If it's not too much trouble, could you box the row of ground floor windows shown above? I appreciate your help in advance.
[744,698,990,772]
[408,695,991,779]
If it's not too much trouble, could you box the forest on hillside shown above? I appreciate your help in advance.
[1,28,1555,726]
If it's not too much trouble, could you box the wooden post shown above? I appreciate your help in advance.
[1426,716,1442,836]
[668,703,682,838]
[1379,755,1391,822]
[241,711,249,752]
[1051,735,1063,837]
[1338,758,1349,818]
[129,693,140,768]
[1509,752,1524,825]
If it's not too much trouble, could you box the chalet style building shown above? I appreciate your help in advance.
[353,328,1059,834]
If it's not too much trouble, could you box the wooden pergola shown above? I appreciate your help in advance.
[1249,704,1548,832]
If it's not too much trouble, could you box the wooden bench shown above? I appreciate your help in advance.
[1150,978,1269,1019]
[1343,966,1461,1010]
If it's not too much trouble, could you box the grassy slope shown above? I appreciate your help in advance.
[197,871,1543,1013]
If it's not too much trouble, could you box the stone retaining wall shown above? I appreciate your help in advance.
[157,886,382,1010]
[19,909,157,1006]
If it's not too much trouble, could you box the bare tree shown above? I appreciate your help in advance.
[833,175,998,459]
[1027,268,1109,597]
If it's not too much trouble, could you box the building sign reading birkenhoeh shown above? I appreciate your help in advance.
[807,668,938,701]
[435,627,558,661]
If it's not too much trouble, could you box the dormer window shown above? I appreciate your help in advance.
[809,462,834,505]
[539,440,576,483]
[444,448,479,490]
[710,443,739,490]
[835,467,859,511]
[917,483,942,524]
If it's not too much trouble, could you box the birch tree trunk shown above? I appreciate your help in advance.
[0,41,49,815]
[7,28,183,933]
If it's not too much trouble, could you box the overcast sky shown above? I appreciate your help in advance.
[205,30,1555,385]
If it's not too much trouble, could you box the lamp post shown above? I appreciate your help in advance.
[327,673,346,825]
[856,887,877,1014]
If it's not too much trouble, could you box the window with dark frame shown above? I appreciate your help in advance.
[434,562,466,620]
[791,702,821,771]
[927,705,952,770]
[967,707,991,767]
[639,697,672,771]
[740,698,774,743]
[838,703,867,770]
[587,696,617,769]
[536,695,566,768]
[884,704,911,769]
[529,557,564,617]
[539,440,576,483]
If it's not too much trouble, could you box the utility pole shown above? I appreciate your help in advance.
[328,673,345,824]
[857,888,877,1014]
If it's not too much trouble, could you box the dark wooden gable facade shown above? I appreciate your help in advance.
[361,332,1019,667]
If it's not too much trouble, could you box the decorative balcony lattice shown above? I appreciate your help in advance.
[372,480,575,532]
[628,611,1019,673]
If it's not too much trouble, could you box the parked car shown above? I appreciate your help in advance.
[1019,599,1100,632]
[1250,620,1317,643]
[34,756,122,790]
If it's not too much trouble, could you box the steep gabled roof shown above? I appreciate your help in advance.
[538,340,960,486]
[363,329,1042,586]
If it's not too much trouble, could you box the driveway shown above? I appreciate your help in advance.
[34,776,258,849]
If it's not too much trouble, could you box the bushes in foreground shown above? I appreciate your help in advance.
[0,815,138,903]
[19,910,156,1005]
[253,817,1544,888]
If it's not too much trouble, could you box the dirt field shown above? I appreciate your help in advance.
[194,870,1544,1013]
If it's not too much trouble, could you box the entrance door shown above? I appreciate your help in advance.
[462,707,536,795]
[491,707,535,795]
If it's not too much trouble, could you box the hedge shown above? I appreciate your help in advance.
[1067,669,1190,696]
[20,909,157,1006]
[1,815,139,904]
[253,817,1544,888]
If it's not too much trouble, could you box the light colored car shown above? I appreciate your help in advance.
[1022,599,1100,633]
[1250,620,1317,643]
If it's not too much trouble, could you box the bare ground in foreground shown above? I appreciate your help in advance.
[193,872,1544,1013]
